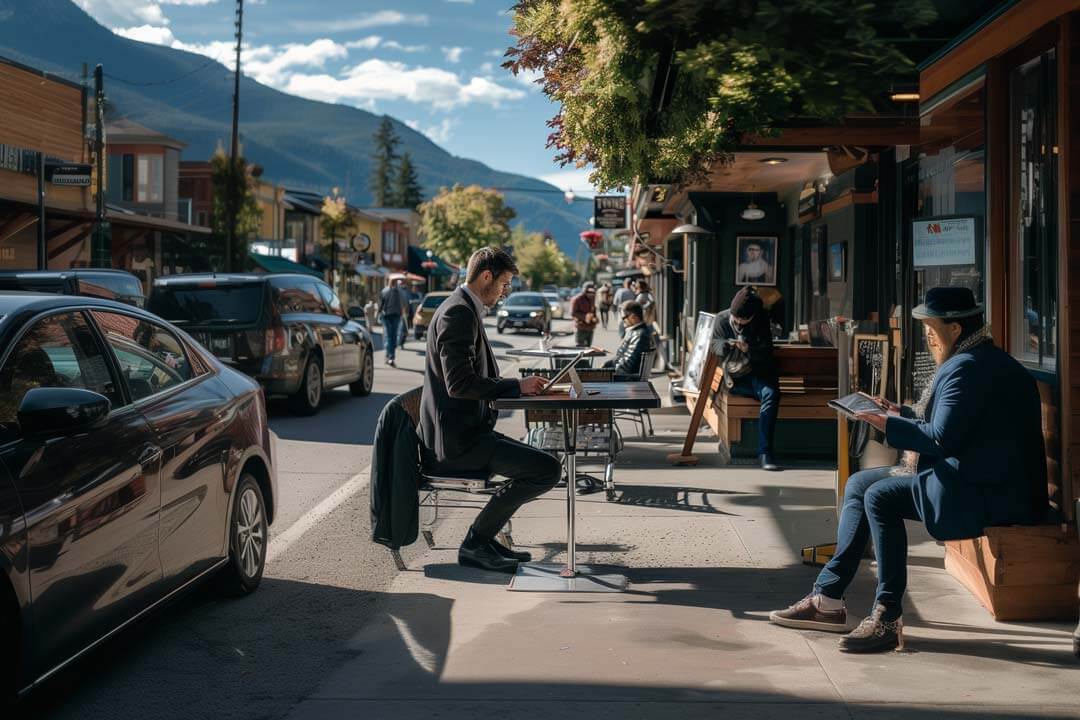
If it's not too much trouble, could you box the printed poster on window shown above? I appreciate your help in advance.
[912,217,976,267]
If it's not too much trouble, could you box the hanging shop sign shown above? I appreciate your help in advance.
[0,143,39,174]
[913,216,977,267]
[593,195,627,230]
[45,162,93,187]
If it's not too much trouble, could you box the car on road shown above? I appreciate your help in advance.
[543,292,565,319]
[0,269,146,308]
[148,273,375,415]
[496,291,552,334]
[412,290,452,339]
[0,292,277,702]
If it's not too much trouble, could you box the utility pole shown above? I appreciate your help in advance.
[226,0,244,272]
[36,151,45,270]
[92,64,109,268]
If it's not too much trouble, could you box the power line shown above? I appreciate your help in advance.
[105,56,220,87]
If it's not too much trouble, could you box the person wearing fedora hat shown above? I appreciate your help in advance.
[770,286,1048,653]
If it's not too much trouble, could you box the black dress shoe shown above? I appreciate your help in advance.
[759,453,780,471]
[488,539,531,562]
[459,542,519,573]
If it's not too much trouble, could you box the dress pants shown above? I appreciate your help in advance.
[575,328,595,347]
[383,314,402,361]
[813,466,923,619]
[728,375,780,455]
[443,433,561,541]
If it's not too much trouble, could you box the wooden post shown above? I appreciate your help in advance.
[667,351,719,466]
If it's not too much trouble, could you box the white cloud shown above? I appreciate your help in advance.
[424,117,455,144]
[76,0,218,27]
[511,68,543,88]
[478,62,494,76]
[442,47,466,64]
[405,120,421,131]
[383,40,428,53]
[345,36,383,50]
[290,11,428,33]
[114,23,178,45]
[485,49,507,58]
[283,59,525,110]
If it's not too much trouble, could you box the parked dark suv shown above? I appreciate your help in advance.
[0,269,146,308]
[148,273,375,415]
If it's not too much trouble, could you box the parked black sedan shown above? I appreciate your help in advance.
[0,293,277,702]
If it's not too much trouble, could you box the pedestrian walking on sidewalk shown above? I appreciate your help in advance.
[379,278,409,366]
[597,282,613,328]
[612,277,635,338]
[571,282,599,347]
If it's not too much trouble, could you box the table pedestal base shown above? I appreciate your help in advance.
[507,562,628,593]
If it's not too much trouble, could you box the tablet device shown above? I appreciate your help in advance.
[541,351,587,393]
[828,391,886,419]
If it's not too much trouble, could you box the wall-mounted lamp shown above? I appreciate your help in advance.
[759,157,788,165]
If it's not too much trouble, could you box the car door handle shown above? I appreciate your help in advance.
[138,444,163,469]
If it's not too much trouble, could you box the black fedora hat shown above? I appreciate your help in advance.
[911,287,983,320]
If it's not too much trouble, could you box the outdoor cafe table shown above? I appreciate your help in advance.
[505,346,607,369]
[493,381,661,592]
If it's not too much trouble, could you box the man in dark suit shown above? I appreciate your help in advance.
[769,287,1047,653]
[420,247,561,573]
[603,300,656,378]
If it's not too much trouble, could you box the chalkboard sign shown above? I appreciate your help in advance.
[852,334,889,397]
[912,350,936,399]
[682,311,717,394]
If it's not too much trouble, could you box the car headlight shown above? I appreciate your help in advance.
[497,310,509,317]
[529,311,540,317]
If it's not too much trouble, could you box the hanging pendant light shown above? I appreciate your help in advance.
[741,187,765,221]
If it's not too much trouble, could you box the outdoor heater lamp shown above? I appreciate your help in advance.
[671,223,711,236]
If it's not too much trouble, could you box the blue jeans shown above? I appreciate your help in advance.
[814,467,923,619]
[729,375,780,455]
[383,314,402,361]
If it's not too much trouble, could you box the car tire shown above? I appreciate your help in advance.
[496,323,505,334]
[350,346,374,397]
[217,473,268,597]
[288,354,323,416]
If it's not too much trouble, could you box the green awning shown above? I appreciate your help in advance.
[409,245,457,277]
[249,252,322,278]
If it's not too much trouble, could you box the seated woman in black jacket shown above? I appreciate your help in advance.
[604,300,656,379]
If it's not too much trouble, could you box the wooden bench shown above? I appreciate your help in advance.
[684,345,838,459]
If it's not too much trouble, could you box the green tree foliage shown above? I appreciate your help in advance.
[505,0,937,189]
[418,184,517,266]
[320,188,359,259]
[210,147,262,271]
[511,226,575,289]
[392,152,424,209]
[369,116,400,206]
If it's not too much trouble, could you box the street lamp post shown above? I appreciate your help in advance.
[421,249,437,293]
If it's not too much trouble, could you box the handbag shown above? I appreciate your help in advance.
[719,345,752,390]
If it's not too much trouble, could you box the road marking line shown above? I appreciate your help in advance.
[267,464,371,562]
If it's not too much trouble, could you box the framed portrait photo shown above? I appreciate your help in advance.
[735,235,778,286]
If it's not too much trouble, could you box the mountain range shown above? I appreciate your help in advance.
[0,0,592,256]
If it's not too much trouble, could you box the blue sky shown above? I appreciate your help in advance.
[75,0,598,196]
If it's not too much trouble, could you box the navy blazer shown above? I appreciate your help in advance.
[419,287,520,467]
[885,341,1047,541]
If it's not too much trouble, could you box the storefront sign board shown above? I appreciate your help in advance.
[913,217,976,267]
[594,195,627,230]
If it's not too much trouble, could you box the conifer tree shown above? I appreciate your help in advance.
[393,152,424,209]
[368,116,399,206]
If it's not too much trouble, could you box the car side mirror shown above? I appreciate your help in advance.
[18,387,111,436]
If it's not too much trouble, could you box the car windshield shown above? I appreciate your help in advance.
[506,293,546,308]
[544,294,559,302]
[422,294,448,309]
[149,284,264,325]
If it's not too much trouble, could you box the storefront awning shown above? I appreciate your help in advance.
[249,252,322,277]
[408,245,457,277]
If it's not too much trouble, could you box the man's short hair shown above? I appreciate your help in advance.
[466,247,518,283]
[624,277,634,286]
[621,300,644,320]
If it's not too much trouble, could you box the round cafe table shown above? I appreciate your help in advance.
[506,346,607,369]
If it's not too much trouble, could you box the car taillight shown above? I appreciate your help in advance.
[265,325,287,355]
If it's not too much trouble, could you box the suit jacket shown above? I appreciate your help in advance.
[885,341,1048,541]
[607,323,656,378]
[420,287,520,467]
[370,397,420,550]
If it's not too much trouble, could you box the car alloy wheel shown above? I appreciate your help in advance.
[218,473,268,596]
[289,354,323,415]
[351,346,374,396]
[306,361,322,407]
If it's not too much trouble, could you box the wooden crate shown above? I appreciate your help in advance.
[944,525,1080,621]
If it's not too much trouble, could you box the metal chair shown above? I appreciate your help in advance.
[518,367,621,499]
[388,386,513,570]
[614,348,656,437]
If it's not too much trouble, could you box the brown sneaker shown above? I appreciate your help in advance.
[769,593,848,632]
[839,604,904,653]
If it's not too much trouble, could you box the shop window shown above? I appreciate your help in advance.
[122,154,135,202]
[1011,49,1058,372]
[136,154,163,203]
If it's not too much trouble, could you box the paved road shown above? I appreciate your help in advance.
[17,306,594,720]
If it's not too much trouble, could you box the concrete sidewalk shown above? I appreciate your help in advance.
[289,329,1079,719]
